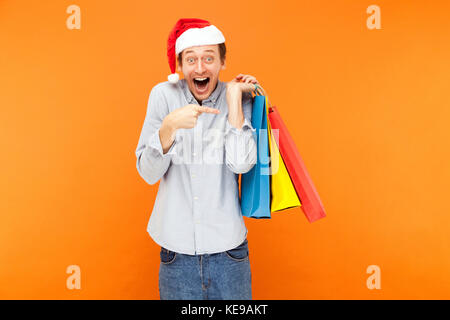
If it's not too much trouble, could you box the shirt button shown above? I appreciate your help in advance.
[192,174,196,178]
[194,196,199,200]
[193,152,196,156]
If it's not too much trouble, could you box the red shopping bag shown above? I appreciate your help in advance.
[268,106,326,223]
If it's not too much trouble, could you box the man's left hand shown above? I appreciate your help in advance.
[227,74,259,94]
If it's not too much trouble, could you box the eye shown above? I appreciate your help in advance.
[205,56,213,62]
[187,57,195,64]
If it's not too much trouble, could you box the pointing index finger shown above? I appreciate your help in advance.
[197,106,220,114]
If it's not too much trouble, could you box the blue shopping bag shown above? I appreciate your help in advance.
[240,95,271,218]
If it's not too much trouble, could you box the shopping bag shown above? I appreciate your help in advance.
[264,96,301,212]
[240,95,271,218]
[268,106,326,223]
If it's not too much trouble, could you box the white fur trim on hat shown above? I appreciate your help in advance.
[175,25,225,55]
[168,73,179,84]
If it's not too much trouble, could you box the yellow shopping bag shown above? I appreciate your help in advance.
[260,92,301,212]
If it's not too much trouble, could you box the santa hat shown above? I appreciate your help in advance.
[167,18,225,83]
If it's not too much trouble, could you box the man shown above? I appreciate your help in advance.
[135,18,259,300]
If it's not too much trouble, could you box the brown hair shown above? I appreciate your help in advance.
[177,43,226,67]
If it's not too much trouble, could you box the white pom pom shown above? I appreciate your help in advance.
[168,73,179,84]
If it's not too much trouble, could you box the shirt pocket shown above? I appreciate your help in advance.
[202,126,225,165]
[171,129,191,165]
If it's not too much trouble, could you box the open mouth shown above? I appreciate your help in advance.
[193,77,210,93]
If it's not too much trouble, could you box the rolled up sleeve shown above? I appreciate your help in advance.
[135,85,177,185]
[224,93,257,174]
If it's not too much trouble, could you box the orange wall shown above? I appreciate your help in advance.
[1,0,450,299]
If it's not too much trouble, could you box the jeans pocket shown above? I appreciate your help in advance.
[160,247,177,265]
[225,239,249,262]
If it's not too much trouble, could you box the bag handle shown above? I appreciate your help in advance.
[253,84,274,113]
[253,84,266,97]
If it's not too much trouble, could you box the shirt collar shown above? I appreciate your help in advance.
[180,79,224,106]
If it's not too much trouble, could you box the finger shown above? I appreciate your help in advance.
[235,74,244,79]
[240,75,250,82]
[197,106,220,114]
[243,75,257,84]
[238,74,250,82]
[245,76,256,84]
[241,83,256,93]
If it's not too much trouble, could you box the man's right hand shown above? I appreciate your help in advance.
[159,104,220,154]
[165,104,220,130]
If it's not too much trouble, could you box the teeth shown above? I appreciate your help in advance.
[195,78,208,81]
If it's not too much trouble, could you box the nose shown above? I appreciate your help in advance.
[194,59,206,74]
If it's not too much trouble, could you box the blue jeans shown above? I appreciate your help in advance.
[159,238,252,300]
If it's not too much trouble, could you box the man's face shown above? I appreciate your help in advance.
[177,44,225,103]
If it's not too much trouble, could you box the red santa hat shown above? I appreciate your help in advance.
[167,18,225,83]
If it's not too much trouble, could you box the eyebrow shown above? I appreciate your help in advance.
[184,49,216,55]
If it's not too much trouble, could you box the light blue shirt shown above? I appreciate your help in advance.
[135,79,257,255]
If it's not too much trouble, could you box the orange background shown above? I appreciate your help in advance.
[1,0,450,299]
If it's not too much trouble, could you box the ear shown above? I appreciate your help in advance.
[176,53,182,72]
[221,61,226,70]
